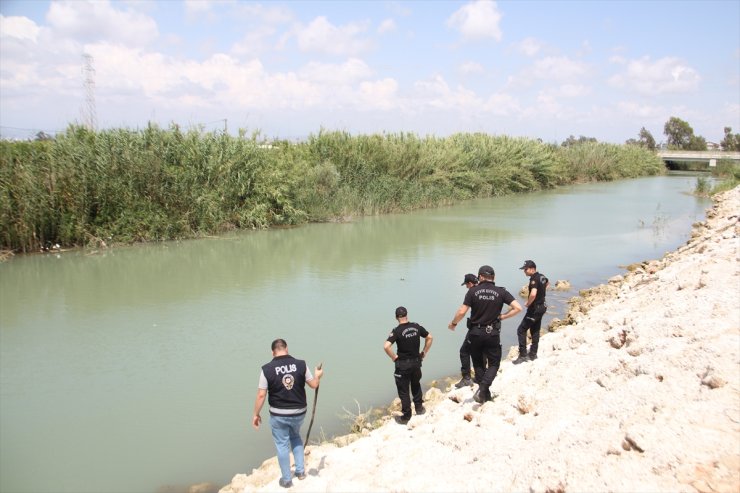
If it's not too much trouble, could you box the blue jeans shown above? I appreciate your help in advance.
[269,414,306,482]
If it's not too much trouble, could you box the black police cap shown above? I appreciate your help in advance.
[461,274,478,285]
[519,260,537,270]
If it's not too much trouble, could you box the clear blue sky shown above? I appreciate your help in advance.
[1,0,738,143]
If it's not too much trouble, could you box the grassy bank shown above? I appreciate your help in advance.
[0,125,665,252]
[693,160,740,196]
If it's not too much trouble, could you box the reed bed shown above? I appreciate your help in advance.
[0,125,665,252]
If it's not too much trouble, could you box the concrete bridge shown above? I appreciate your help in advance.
[657,150,740,167]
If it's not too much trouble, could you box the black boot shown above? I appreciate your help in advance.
[454,376,474,388]
[473,388,491,403]
[513,351,528,364]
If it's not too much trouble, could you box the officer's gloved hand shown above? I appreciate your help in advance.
[419,351,425,360]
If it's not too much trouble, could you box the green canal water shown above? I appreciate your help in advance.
[0,173,711,493]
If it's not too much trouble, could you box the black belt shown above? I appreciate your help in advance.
[470,320,501,334]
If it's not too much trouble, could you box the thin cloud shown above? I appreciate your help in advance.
[518,91,582,122]
[482,93,520,115]
[378,19,397,34]
[576,40,592,57]
[530,56,589,81]
[0,15,41,42]
[77,43,395,113]
[293,16,373,56]
[609,55,627,64]
[358,79,399,110]
[299,58,374,85]
[534,92,562,116]
[514,37,542,57]
[609,56,701,95]
[46,0,158,46]
[554,84,591,98]
[447,0,503,42]
[386,2,412,18]
[232,3,295,25]
[459,61,485,75]
[184,0,213,18]
[412,75,481,110]
[231,26,278,58]
[617,101,665,119]
[722,103,740,126]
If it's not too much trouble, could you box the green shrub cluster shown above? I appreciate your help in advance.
[709,159,740,194]
[0,125,665,252]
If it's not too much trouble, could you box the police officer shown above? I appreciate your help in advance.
[513,259,550,364]
[252,339,324,488]
[448,265,522,403]
[384,306,433,424]
[451,273,478,388]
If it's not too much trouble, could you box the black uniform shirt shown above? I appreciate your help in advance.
[528,271,549,305]
[463,280,515,326]
[387,322,429,360]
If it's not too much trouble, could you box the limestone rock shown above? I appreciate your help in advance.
[700,367,726,389]
[608,274,624,284]
[553,280,571,290]
[516,394,535,414]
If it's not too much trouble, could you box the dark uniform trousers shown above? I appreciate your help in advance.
[517,305,545,357]
[394,358,423,418]
[460,321,472,378]
[468,323,502,396]
[459,338,471,378]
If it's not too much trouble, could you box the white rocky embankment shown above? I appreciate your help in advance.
[222,186,739,493]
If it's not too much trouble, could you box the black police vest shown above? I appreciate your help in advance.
[261,355,308,416]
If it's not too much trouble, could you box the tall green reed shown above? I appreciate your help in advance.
[0,126,665,252]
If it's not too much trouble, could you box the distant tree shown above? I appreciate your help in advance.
[626,127,656,150]
[720,127,740,151]
[561,135,598,147]
[686,135,707,151]
[663,116,708,150]
[638,127,656,150]
[34,131,53,141]
[663,117,694,149]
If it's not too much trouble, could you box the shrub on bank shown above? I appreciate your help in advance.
[0,125,665,252]
[710,160,740,194]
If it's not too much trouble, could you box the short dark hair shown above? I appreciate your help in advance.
[395,306,407,318]
[271,338,287,351]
